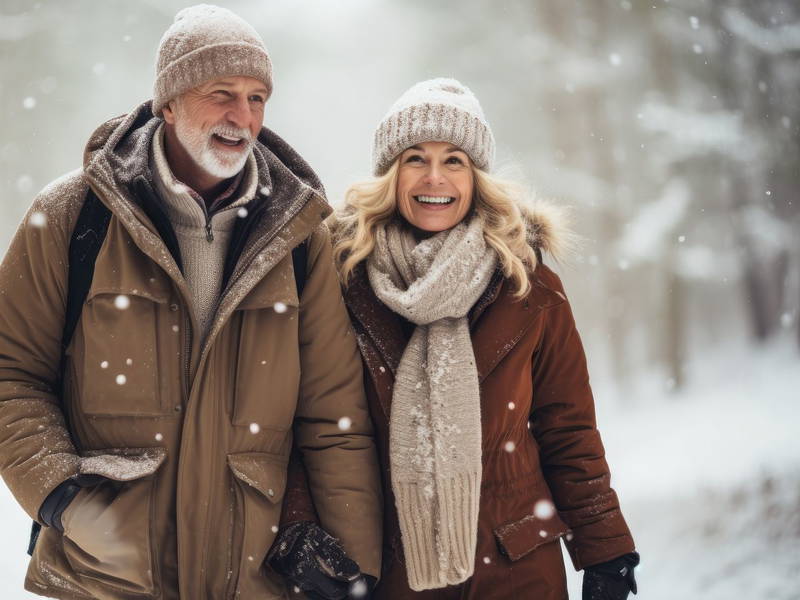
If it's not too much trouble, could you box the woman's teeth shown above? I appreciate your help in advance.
[415,195,454,204]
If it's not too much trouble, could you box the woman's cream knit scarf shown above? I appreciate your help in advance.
[367,217,497,590]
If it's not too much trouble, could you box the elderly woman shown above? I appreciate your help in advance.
[274,78,639,600]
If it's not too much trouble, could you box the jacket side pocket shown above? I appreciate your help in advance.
[228,452,288,598]
[61,448,166,596]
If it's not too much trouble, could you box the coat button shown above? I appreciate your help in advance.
[174,404,182,412]
[169,303,179,312]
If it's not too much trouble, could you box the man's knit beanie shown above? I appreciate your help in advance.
[153,4,273,116]
[372,78,495,176]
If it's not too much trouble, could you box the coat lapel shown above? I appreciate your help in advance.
[472,270,566,383]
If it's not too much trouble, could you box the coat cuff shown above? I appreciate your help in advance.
[561,507,636,570]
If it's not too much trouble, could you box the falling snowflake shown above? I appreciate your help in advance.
[534,499,556,519]
[114,295,130,310]
[28,211,47,227]
[155,433,163,442]
[100,361,109,369]
[249,423,261,434]
[273,302,287,314]
[689,16,699,29]
[350,579,368,598]
[172,325,180,333]
[126,358,133,366]
[504,441,516,453]
[609,53,622,66]
[508,402,516,410]
[93,62,106,76]
[271,525,279,533]
[678,235,686,243]
[116,374,127,385]
[338,417,352,431]
[539,529,547,538]
[482,556,491,564]
[22,97,36,110]
[17,175,34,193]
[237,207,248,218]
[260,186,271,196]
[39,77,57,94]
[692,43,703,54]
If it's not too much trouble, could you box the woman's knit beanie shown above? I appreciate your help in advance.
[372,78,495,176]
[153,4,273,116]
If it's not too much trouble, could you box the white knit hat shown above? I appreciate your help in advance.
[153,4,273,116]
[372,78,495,176]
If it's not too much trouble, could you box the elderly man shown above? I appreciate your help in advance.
[0,5,380,599]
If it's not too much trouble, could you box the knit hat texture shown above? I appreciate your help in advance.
[372,77,495,176]
[153,4,273,116]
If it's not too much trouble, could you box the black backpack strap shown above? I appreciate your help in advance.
[62,188,112,351]
[291,239,309,299]
[29,188,111,558]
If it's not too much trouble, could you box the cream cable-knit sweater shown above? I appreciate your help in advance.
[150,124,258,341]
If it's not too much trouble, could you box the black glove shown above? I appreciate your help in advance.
[267,521,375,600]
[582,552,640,600]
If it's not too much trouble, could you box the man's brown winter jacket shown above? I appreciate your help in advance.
[0,102,382,600]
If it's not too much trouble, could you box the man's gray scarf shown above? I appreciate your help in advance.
[367,217,497,590]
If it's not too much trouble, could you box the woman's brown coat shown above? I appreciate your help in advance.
[287,207,636,599]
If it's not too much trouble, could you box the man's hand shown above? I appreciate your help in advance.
[267,521,375,599]
[582,552,640,600]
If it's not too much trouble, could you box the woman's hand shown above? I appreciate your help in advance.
[582,552,640,600]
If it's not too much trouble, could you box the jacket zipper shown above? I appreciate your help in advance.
[182,311,191,401]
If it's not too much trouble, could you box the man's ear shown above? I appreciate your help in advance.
[162,99,177,124]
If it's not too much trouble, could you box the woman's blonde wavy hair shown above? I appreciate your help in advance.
[331,158,541,299]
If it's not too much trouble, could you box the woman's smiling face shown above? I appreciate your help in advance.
[395,141,474,232]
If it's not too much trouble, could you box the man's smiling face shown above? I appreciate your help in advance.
[163,76,268,181]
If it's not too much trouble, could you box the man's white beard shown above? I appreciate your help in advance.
[173,112,253,180]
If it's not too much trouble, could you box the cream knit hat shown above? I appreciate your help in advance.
[372,78,495,176]
[153,4,273,116]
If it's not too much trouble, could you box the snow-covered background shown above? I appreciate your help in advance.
[1,1,798,598]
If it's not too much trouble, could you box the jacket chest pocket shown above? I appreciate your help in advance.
[232,278,300,432]
[73,287,176,417]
